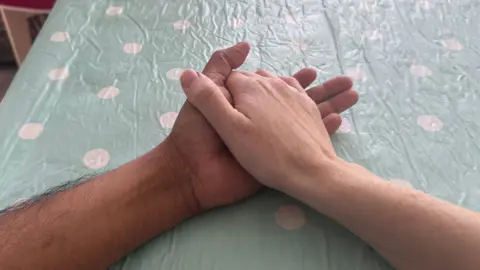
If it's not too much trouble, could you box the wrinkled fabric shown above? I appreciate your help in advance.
[0,0,478,269]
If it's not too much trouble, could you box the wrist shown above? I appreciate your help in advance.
[281,156,383,214]
[147,137,202,218]
[279,156,353,205]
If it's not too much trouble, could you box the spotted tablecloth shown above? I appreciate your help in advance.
[0,0,478,269]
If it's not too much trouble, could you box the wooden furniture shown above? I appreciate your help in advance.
[0,1,55,66]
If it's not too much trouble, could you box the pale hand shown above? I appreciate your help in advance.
[168,43,357,210]
[180,69,339,192]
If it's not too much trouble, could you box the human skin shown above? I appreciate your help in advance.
[180,69,480,270]
[0,43,358,270]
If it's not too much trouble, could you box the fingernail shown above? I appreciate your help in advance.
[181,69,199,89]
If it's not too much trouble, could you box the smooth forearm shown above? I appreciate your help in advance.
[287,159,480,270]
[0,138,199,270]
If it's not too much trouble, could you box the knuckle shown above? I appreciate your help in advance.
[190,82,215,104]
[211,50,226,61]
[212,49,236,67]
[256,69,268,74]
[283,77,297,85]
[226,71,242,87]
[270,77,287,88]
[205,70,225,85]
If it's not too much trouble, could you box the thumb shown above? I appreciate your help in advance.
[180,69,245,135]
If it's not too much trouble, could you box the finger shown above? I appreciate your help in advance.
[280,76,303,92]
[307,76,353,103]
[256,69,304,92]
[317,89,359,118]
[292,68,317,88]
[202,42,251,86]
[255,69,275,78]
[322,113,342,135]
[236,70,256,77]
[181,69,246,132]
[226,70,264,96]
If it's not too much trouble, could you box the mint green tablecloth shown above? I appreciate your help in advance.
[1,0,479,269]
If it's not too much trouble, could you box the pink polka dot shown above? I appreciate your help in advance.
[83,149,110,169]
[167,68,185,80]
[338,119,352,133]
[106,6,123,15]
[291,41,308,52]
[345,67,366,81]
[97,86,119,99]
[50,31,69,42]
[418,0,434,10]
[232,18,245,28]
[48,68,69,81]
[442,38,463,51]
[173,20,191,30]
[359,1,375,12]
[390,179,414,188]
[410,64,432,77]
[123,43,142,54]
[285,15,297,24]
[417,115,443,132]
[18,123,44,140]
[275,205,305,230]
[159,112,178,128]
[364,29,382,41]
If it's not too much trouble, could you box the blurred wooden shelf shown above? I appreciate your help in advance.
[0,3,52,67]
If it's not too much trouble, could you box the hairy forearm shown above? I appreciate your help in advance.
[0,138,199,270]
[288,159,480,270]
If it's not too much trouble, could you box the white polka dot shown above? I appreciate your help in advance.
[364,29,382,41]
[390,178,414,188]
[48,68,69,81]
[359,0,376,12]
[345,67,366,81]
[291,41,308,52]
[97,86,119,99]
[410,64,432,77]
[106,6,123,16]
[275,205,305,230]
[159,112,178,128]
[232,18,245,28]
[442,38,463,51]
[83,149,110,169]
[173,20,191,30]
[418,0,434,10]
[167,68,185,80]
[338,119,353,133]
[417,115,443,132]
[285,15,297,24]
[50,31,69,42]
[123,43,143,54]
[18,123,44,140]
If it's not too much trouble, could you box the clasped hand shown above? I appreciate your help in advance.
[167,42,357,211]
[180,68,346,194]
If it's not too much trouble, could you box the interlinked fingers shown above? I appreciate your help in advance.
[255,69,275,78]
[202,42,251,86]
[292,68,317,89]
[280,76,304,92]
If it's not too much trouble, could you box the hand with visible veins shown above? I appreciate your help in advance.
[2,43,479,270]
[180,67,480,270]
[167,42,358,210]
[178,69,337,190]
[0,42,360,270]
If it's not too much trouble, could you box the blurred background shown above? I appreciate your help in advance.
[0,0,56,100]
